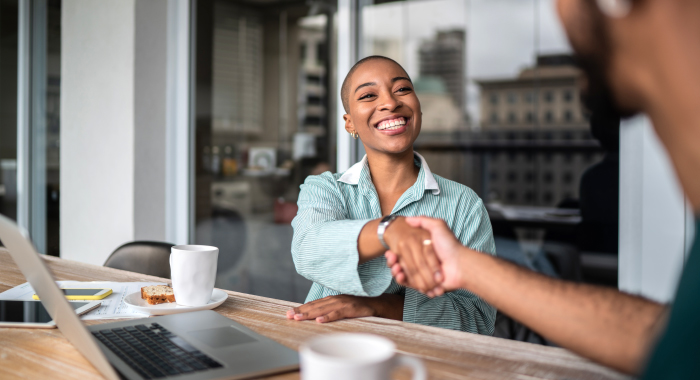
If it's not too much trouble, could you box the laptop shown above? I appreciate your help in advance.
[0,214,299,380]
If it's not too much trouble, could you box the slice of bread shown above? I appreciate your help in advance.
[141,285,176,305]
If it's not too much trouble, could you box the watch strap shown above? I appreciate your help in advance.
[377,215,398,250]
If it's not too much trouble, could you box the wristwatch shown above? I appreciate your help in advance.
[377,215,398,250]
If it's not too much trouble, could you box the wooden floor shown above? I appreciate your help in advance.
[0,249,629,380]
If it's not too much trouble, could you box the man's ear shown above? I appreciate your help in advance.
[343,114,355,134]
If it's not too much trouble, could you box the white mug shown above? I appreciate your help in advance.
[300,333,427,380]
[170,245,218,307]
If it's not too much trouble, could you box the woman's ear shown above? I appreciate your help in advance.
[343,114,355,135]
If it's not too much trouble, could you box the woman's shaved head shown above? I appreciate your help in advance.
[341,55,411,113]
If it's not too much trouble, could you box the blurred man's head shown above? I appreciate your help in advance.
[556,0,680,119]
[557,0,633,119]
[557,0,700,210]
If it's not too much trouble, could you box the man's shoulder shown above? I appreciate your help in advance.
[642,225,700,379]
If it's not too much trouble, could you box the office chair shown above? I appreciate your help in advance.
[104,241,174,279]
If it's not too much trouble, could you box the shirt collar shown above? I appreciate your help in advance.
[337,152,440,195]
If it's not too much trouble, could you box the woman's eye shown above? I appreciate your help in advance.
[358,94,375,100]
[397,87,412,93]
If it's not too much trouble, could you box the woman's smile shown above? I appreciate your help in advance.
[375,116,408,130]
[373,115,411,136]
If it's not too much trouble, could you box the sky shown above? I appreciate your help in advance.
[361,0,572,124]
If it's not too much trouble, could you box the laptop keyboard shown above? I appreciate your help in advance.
[92,323,222,379]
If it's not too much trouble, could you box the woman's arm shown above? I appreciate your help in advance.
[291,173,380,296]
[286,293,405,323]
[292,174,442,296]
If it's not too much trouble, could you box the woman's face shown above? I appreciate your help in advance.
[344,59,422,156]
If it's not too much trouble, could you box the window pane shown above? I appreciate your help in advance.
[193,1,335,302]
[0,0,18,222]
[360,0,618,291]
[45,0,61,256]
[0,0,60,257]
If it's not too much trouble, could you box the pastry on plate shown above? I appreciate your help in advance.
[141,285,176,305]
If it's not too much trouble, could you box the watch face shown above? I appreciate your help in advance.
[381,215,396,223]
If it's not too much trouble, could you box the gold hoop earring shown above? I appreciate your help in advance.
[349,132,358,139]
[596,0,631,18]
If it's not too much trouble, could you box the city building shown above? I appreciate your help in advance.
[297,16,329,137]
[414,77,462,134]
[368,38,402,66]
[419,29,466,117]
[212,4,264,135]
[476,55,602,206]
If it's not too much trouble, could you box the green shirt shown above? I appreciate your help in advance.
[643,218,700,378]
[291,153,497,334]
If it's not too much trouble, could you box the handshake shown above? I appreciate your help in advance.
[286,215,479,324]
[381,216,467,298]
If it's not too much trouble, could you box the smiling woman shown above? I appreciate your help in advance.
[288,56,497,334]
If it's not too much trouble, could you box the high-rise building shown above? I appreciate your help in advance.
[419,30,466,116]
[212,4,264,134]
[298,18,328,136]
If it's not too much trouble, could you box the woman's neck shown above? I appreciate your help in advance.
[365,149,419,195]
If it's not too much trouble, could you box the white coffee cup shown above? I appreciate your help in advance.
[170,245,218,307]
[300,333,427,380]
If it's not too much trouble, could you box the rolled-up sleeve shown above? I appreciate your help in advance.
[405,192,497,334]
[291,173,391,297]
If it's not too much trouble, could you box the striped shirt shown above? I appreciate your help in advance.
[291,152,497,334]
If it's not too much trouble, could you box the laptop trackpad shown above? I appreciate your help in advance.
[187,326,257,348]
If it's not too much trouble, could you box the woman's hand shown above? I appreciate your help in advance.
[382,217,444,295]
[386,216,466,294]
[286,294,404,323]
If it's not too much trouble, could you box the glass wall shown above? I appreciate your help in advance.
[0,0,61,257]
[43,0,62,257]
[361,0,618,287]
[0,0,19,223]
[193,0,335,302]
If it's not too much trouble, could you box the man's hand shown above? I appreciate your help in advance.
[388,219,665,375]
[386,216,465,294]
[382,217,444,295]
[285,294,404,323]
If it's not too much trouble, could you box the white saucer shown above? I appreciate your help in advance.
[124,289,228,316]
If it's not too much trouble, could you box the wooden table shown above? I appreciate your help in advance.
[0,249,628,380]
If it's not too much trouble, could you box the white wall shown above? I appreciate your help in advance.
[61,0,136,265]
[619,115,691,303]
[61,0,171,265]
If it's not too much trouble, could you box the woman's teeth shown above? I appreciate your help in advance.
[376,117,407,130]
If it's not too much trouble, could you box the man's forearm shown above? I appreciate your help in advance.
[456,247,666,375]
